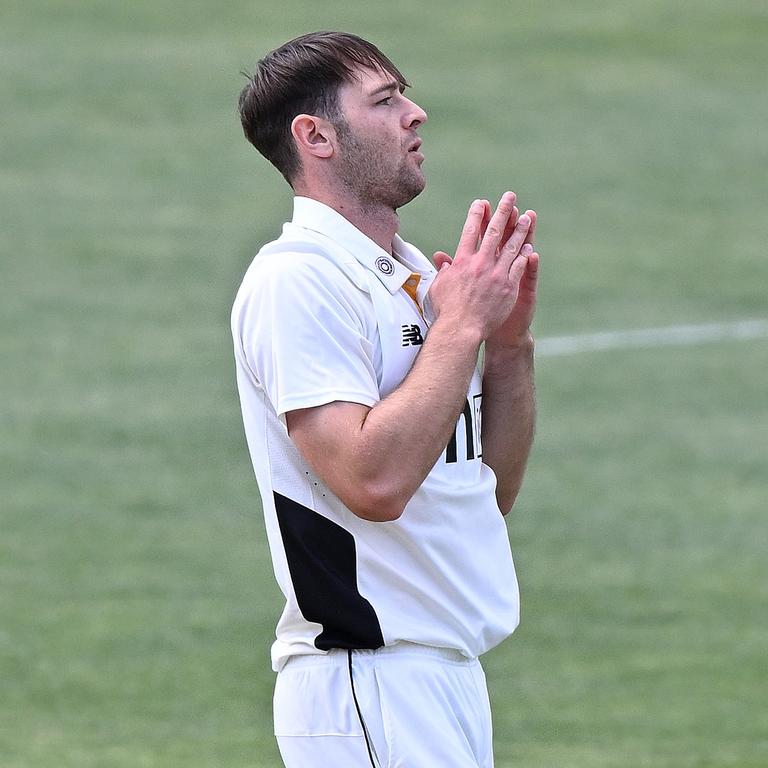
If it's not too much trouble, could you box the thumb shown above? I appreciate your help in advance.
[433,251,453,271]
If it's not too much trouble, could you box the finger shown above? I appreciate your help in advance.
[433,251,453,271]
[478,191,517,258]
[515,244,537,277]
[522,210,537,246]
[515,249,540,308]
[526,250,540,280]
[478,200,492,244]
[514,261,540,330]
[507,252,529,288]
[511,243,533,272]
[500,205,519,252]
[498,213,532,267]
[457,199,490,257]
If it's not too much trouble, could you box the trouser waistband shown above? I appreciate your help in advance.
[282,642,475,670]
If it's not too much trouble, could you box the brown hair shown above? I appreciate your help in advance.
[238,32,408,185]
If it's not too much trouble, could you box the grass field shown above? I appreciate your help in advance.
[2,1,767,766]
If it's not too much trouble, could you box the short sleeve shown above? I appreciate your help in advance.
[233,251,380,417]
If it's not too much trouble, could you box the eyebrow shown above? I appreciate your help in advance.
[367,80,403,97]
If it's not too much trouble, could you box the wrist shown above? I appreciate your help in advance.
[484,333,534,378]
[431,315,485,350]
[485,331,534,360]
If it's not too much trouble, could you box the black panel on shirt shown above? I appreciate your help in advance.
[274,491,385,651]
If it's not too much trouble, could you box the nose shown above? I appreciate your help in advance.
[404,96,428,129]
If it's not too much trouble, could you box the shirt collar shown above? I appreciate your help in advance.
[289,197,432,294]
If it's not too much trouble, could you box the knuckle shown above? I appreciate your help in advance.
[470,264,485,279]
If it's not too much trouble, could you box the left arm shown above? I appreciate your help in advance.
[433,202,540,514]
[481,333,536,514]
[481,208,540,513]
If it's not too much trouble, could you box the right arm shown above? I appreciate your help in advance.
[287,192,533,521]
[286,315,482,522]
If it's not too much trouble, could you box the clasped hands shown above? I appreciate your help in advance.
[429,191,540,349]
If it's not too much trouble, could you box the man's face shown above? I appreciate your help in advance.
[332,67,428,210]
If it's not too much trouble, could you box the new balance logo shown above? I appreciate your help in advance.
[401,324,424,346]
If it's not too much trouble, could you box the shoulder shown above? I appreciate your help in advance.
[237,238,367,304]
[231,238,374,337]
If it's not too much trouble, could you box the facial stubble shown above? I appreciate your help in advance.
[333,118,425,211]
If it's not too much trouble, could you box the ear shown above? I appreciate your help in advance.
[291,114,335,160]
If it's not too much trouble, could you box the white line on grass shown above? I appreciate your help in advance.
[536,319,768,358]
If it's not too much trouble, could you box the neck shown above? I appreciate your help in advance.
[293,181,399,254]
[334,199,399,254]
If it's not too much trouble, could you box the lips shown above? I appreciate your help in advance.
[408,139,424,164]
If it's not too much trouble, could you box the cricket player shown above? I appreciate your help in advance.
[231,31,539,767]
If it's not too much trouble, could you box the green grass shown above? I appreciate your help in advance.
[2,0,767,765]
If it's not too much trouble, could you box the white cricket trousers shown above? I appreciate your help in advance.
[274,642,495,767]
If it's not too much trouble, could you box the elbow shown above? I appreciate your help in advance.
[497,485,522,516]
[345,479,410,523]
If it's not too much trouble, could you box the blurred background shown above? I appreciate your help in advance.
[2,1,766,766]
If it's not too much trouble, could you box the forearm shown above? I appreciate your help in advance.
[481,335,536,514]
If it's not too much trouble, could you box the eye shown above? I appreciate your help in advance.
[377,96,393,106]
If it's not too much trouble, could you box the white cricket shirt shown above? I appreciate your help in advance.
[231,197,520,671]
